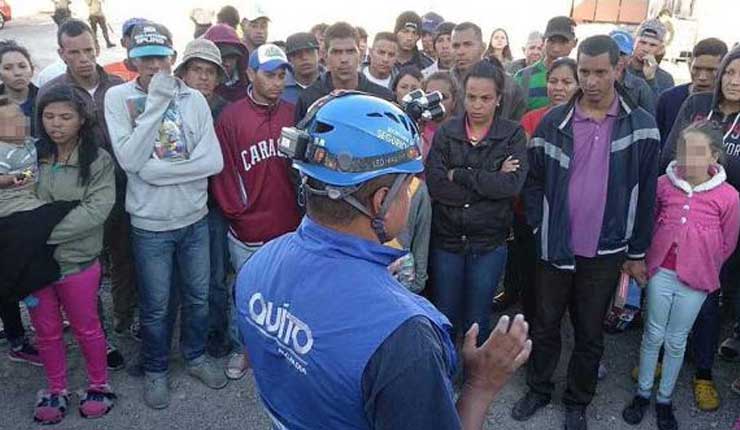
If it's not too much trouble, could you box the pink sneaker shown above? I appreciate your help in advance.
[8,341,42,367]
[79,386,117,419]
[33,390,69,425]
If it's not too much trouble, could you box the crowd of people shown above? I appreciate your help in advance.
[0,5,739,430]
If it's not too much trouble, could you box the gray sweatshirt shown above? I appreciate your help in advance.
[104,73,223,231]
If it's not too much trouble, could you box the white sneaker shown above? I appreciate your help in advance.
[225,352,250,380]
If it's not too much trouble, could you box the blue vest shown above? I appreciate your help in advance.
[236,217,456,430]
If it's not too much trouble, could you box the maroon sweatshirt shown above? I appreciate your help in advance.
[211,94,301,245]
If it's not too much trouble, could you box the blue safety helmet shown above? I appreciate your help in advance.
[609,29,635,56]
[292,93,423,188]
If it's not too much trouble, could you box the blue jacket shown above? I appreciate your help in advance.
[236,217,456,429]
[523,88,660,269]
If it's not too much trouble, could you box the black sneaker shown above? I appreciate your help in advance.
[511,391,550,421]
[622,395,650,425]
[655,402,678,430]
[564,405,587,430]
[106,344,125,371]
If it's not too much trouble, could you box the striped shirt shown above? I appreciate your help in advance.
[514,60,549,112]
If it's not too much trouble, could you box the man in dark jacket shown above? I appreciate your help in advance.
[203,24,250,102]
[628,19,675,97]
[393,11,435,76]
[609,29,656,115]
[660,48,740,411]
[294,22,394,122]
[516,36,659,430]
[283,32,322,104]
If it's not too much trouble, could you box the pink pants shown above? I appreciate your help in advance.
[28,261,107,393]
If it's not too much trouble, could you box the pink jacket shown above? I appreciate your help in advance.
[647,162,740,293]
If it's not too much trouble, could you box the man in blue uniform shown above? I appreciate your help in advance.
[234,92,531,429]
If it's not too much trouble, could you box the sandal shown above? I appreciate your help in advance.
[79,386,117,419]
[33,390,69,425]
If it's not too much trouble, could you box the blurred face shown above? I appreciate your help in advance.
[222,55,239,79]
[524,39,544,65]
[326,37,360,83]
[422,33,435,55]
[547,65,578,105]
[425,78,456,121]
[42,101,83,146]
[464,77,499,124]
[59,31,97,80]
[690,54,723,93]
[0,51,33,92]
[434,34,454,68]
[132,55,175,89]
[633,36,662,63]
[396,28,420,53]
[288,48,319,79]
[677,131,718,180]
[181,59,219,98]
[490,30,508,50]
[721,59,740,104]
[247,67,287,104]
[578,53,617,106]
[545,35,575,63]
[245,18,269,47]
[452,28,483,73]
[394,74,421,103]
[369,40,398,79]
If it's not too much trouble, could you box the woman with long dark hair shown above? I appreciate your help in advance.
[484,28,513,67]
[31,86,116,425]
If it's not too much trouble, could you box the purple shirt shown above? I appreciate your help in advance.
[568,95,620,257]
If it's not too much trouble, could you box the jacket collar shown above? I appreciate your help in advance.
[320,71,374,92]
[297,217,406,267]
[555,87,635,132]
[666,160,727,194]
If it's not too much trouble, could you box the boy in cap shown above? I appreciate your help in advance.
[394,11,435,75]
[283,32,322,104]
[241,3,270,54]
[629,19,675,97]
[104,22,226,410]
[421,12,444,59]
[211,44,302,380]
[515,16,578,112]
[609,29,656,114]
[203,24,250,102]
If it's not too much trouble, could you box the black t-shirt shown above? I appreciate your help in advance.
[361,316,461,430]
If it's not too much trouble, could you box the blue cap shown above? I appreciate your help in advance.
[122,18,149,37]
[610,29,634,56]
[128,23,175,58]
[421,12,444,34]
[248,44,293,72]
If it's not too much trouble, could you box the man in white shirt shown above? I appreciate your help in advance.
[361,32,399,89]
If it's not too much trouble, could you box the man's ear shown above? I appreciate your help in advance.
[371,187,389,216]
[247,68,257,82]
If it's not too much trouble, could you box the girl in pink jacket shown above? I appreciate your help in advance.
[623,121,740,430]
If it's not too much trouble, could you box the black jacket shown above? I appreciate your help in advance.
[425,115,529,253]
[294,72,395,122]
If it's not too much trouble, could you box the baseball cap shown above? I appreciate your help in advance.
[609,29,634,56]
[636,19,667,42]
[421,12,444,34]
[128,23,175,58]
[433,22,456,45]
[285,32,319,56]
[395,11,422,34]
[122,18,149,38]
[544,16,576,41]
[248,44,293,72]
[174,38,227,79]
[245,3,270,22]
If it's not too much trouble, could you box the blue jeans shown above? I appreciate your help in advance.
[638,269,707,403]
[131,217,211,374]
[431,245,508,345]
[206,208,230,347]
[227,233,261,349]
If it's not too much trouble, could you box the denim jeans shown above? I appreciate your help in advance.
[638,269,707,403]
[431,245,508,345]
[206,208,230,348]
[131,217,210,374]
[227,233,261,349]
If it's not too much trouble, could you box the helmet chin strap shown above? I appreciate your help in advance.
[302,174,410,243]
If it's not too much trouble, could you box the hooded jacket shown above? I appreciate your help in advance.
[203,24,250,102]
[211,88,301,245]
[425,114,529,253]
[661,49,740,189]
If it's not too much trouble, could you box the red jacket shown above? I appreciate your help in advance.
[211,94,301,245]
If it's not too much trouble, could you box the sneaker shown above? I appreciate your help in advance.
[225,352,250,380]
[79,386,117,419]
[106,343,125,371]
[207,333,232,359]
[34,390,69,425]
[188,357,229,389]
[564,405,588,430]
[719,337,740,362]
[8,341,43,366]
[511,391,550,421]
[622,395,650,425]
[655,402,678,430]
[631,363,662,382]
[143,372,170,410]
[693,378,720,411]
